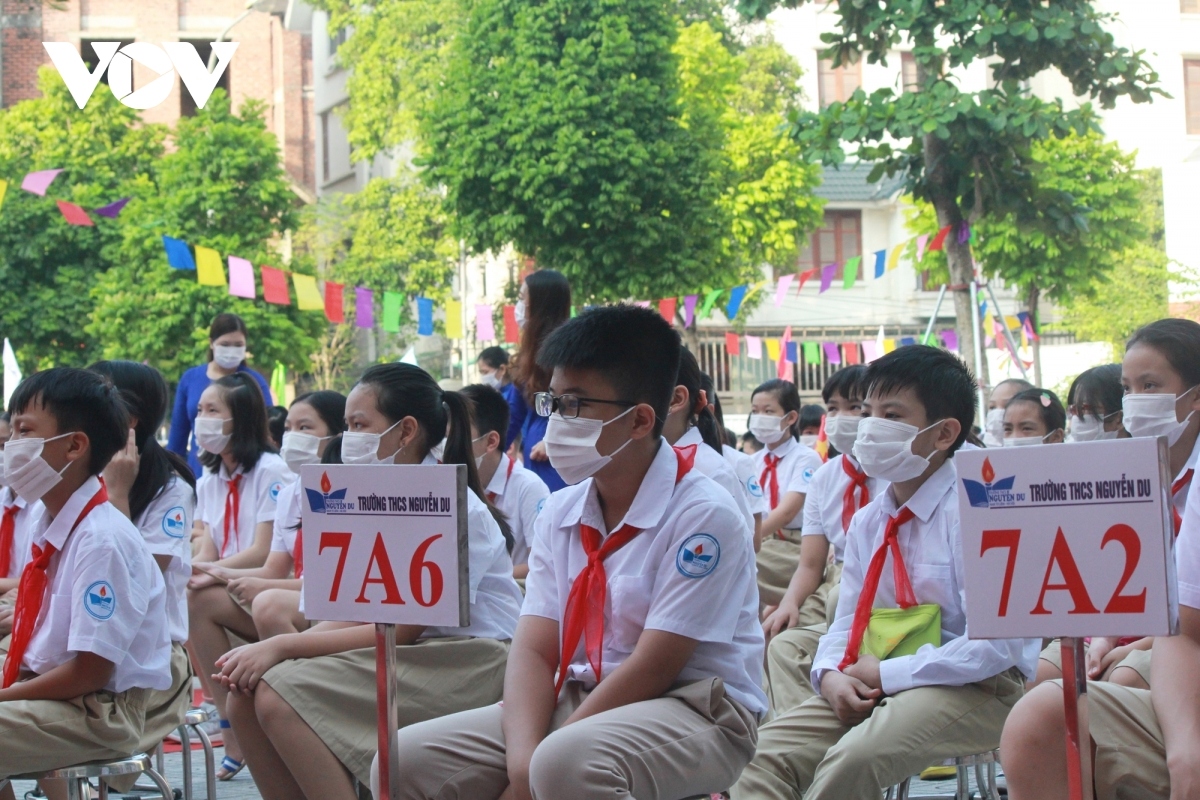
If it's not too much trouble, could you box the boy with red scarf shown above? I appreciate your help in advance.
[379,305,766,800]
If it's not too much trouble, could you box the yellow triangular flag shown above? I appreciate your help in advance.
[293,273,324,311]
[0,179,7,212]
[765,338,781,361]
[195,246,226,287]
[445,299,463,339]
[887,242,906,271]
[882,339,897,353]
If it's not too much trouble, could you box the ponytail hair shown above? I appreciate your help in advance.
[357,363,514,553]
[89,360,196,521]
[676,350,722,452]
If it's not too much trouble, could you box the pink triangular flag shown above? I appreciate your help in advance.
[475,304,495,341]
[916,233,929,263]
[228,256,255,299]
[777,326,793,379]
[56,200,93,226]
[745,335,763,359]
[775,275,794,306]
[22,169,62,196]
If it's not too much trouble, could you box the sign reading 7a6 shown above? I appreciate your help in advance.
[957,439,1179,640]
[300,464,469,628]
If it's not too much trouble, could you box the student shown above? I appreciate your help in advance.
[462,383,550,579]
[741,430,764,455]
[799,404,825,449]
[982,377,1035,447]
[0,412,31,601]
[217,363,522,800]
[478,345,520,409]
[707,376,769,533]
[266,405,288,451]
[750,379,824,607]
[1066,363,1124,441]
[1002,389,1066,446]
[380,304,764,800]
[732,346,1041,800]
[662,349,756,536]
[762,366,885,714]
[0,369,172,782]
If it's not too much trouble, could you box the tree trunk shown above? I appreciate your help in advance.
[1028,283,1042,387]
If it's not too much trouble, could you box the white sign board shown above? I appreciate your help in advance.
[957,438,1179,639]
[300,464,469,627]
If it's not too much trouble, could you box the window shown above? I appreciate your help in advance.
[180,41,231,117]
[321,107,353,184]
[329,27,349,60]
[901,52,919,93]
[797,210,862,279]
[1187,59,1200,135]
[1183,0,1200,13]
[817,57,862,107]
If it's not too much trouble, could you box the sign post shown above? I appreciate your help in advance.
[300,464,470,800]
[956,438,1178,800]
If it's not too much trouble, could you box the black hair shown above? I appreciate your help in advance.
[321,434,343,465]
[1126,318,1200,388]
[89,361,197,521]
[1007,388,1067,436]
[514,269,572,401]
[675,350,723,451]
[1067,364,1123,421]
[800,404,825,432]
[206,313,249,363]
[460,384,510,440]
[706,376,734,446]
[358,363,513,552]
[994,377,1035,395]
[198,372,273,474]
[291,391,348,437]
[477,346,510,370]
[267,405,288,448]
[750,379,801,439]
[822,365,869,404]
[536,304,681,438]
[741,431,763,451]
[724,428,737,448]
[9,368,129,476]
[864,345,975,454]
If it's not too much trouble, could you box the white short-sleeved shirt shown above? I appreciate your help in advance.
[269,479,303,567]
[485,454,550,567]
[196,453,290,558]
[678,428,754,537]
[134,476,194,643]
[753,437,824,529]
[812,460,1041,696]
[800,454,886,563]
[1170,434,1200,527]
[23,476,172,693]
[1174,437,1200,609]
[522,441,767,715]
[0,486,32,579]
[722,444,768,518]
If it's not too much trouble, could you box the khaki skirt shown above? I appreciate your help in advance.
[261,636,510,783]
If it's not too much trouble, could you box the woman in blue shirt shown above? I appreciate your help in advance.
[506,270,570,492]
[168,313,273,477]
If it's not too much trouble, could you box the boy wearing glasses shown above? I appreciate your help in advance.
[380,305,766,800]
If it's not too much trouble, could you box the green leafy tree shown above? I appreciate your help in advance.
[736,0,1163,385]
[87,92,323,383]
[0,68,165,371]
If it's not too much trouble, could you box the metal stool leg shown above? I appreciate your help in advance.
[956,761,971,800]
[155,741,165,776]
[143,767,174,800]
[66,777,88,800]
[193,723,217,800]
[896,777,911,800]
[178,723,194,800]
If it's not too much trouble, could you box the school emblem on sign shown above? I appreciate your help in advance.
[305,471,353,514]
[162,506,187,538]
[676,533,720,578]
[961,457,1023,509]
[84,580,116,620]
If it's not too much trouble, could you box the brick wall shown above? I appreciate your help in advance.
[2,0,45,105]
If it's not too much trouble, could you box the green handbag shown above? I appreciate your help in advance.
[861,603,942,661]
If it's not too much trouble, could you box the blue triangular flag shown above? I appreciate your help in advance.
[873,249,886,279]
[900,336,917,347]
[786,341,798,363]
[162,235,196,270]
[725,285,747,320]
[417,297,435,336]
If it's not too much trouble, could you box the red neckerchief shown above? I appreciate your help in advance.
[760,453,781,508]
[3,483,108,688]
[841,457,871,534]
[1172,468,1193,537]
[0,502,21,578]
[555,445,696,695]
[839,506,916,671]
[486,458,516,505]
[221,473,243,558]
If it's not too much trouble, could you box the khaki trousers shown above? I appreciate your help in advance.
[757,531,803,609]
[766,624,826,715]
[388,677,758,800]
[732,668,1024,800]
[1070,681,1168,799]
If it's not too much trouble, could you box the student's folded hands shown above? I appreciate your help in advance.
[843,653,883,692]
[821,669,882,725]
[227,577,269,607]
[761,601,800,641]
[213,640,285,693]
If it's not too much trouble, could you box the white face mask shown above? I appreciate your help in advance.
[429,440,445,463]
[543,406,635,485]
[341,419,403,465]
[5,433,73,503]
[748,413,790,445]
[800,434,819,449]
[481,372,502,391]
[1004,431,1055,447]
[280,431,330,474]
[194,417,232,455]
[213,345,246,370]
[471,434,489,471]
[514,300,526,329]
[825,414,861,455]
[1122,387,1198,445]
[984,407,1005,444]
[853,417,944,482]
[1068,412,1120,443]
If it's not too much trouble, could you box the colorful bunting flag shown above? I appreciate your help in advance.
[887,242,905,272]
[725,332,740,356]
[195,246,226,287]
[417,296,434,336]
[916,233,928,263]
[93,197,130,218]
[803,341,820,365]
[683,294,698,328]
[162,235,195,270]
[228,256,255,299]
[796,268,819,293]
[775,275,794,306]
[819,264,836,293]
[475,304,495,342]
[778,325,793,379]
[383,291,403,334]
[0,180,7,212]
[785,341,798,364]
[261,266,290,305]
[862,341,880,363]
[324,281,345,323]
[503,305,520,344]
[882,339,897,354]
[823,342,842,365]
[900,337,917,347]
[940,329,958,351]
[293,273,324,311]
[928,225,952,251]
[873,250,886,279]
[356,288,375,329]
[842,342,860,365]
[658,297,677,324]
[1017,311,1039,341]
[56,200,93,226]
[700,289,723,319]
[745,335,762,359]
[270,362,286,404]
[726,285,747,320]
[765,338,781,361]
[21,169,61,196]
[842,256,861,290]
[445,299,463,339]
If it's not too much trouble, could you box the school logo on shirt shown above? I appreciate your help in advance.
[535,498,546,516]
[747,477,764,498]
[676,533,720,578]
[161,506,187,538]
[802,467,815,482]
[83,580,116,621]
[961,457,1022,509]
[269,481,283,502]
